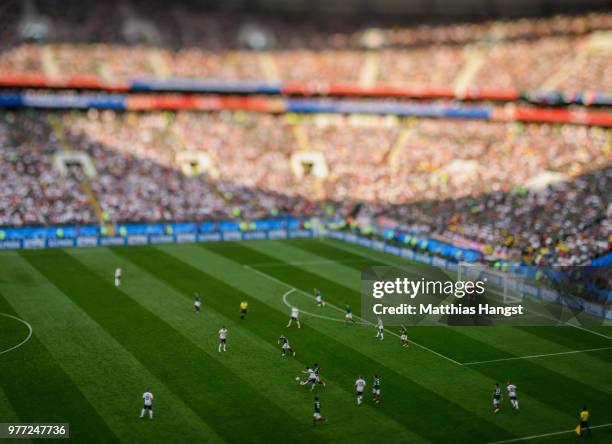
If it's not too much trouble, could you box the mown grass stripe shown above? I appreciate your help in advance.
[170,242,518,443]
[0,291,119,443]
[115,245,443,443]
[266,240,612,376]
[77,247,424,444]
[20,249,307,444]
[0,251,225,444]
[287,240,612,418]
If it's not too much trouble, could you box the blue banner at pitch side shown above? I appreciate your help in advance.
[325,231,612,320]
[0,229,314,250]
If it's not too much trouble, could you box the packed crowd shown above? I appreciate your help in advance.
[0,9,610,92]
[0,110,609,267]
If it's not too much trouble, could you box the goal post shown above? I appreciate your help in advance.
[457,262,525,304]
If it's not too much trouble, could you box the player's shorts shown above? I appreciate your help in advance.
[219,338,226,343]
[241,309,247,314]
[307,377,317,383]
[313,412,322,420]
[143,404,153,410]
[291,316,298,320]
[372,388,380,395]
[194,304,201,310]
[282,343,290,350]
[580,421,588,428]
[356,390,364,396]
[345,313,353,320]
[509,396,516,401]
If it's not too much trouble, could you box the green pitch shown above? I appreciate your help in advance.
[0,238,611,443]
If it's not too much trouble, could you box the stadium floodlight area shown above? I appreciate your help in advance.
[458,261,525,304]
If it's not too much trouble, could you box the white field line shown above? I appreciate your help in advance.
[281,289,368,324]
[485,287,612,342]
[243,264,463,366]
[0,313,33,355]
[487,422,612,444]
[324,238,612,343]
[463,346,612,365]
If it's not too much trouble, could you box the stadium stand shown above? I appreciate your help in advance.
[1,110,609,267]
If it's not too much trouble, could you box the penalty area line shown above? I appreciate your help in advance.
[0,313,33,356]
[487,422,612,444]
[462,346,612,365]
[243,264,463,366]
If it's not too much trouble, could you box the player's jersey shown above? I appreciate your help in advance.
[279,336,289,346]
[580,410,589,422]
[314,400,321,413]
[218,328,228,340]
[507,384,517,398]
[143,392,154,406]
[355,378,366,392]
[307,369,317,380]
[493,387,502,399]
[376,319,384,330]
[291,307,299,318]
[194,299,201,307]
[373,377,381,390]
[115,268,122,278]
[240,301,248,310]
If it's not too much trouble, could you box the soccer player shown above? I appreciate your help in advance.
[492,383,502,413]
[218,326,228,352]
[300,368,318,391]
[344,304,356,324]
[355,376,366,405]
[314,289,323,307]
[194,293,201,313]
[312,397,326,426]
[287,306,301,328]
[114,267,122,287]
[372,375,381,403]
[578,406,591,436]
[507,381,519,410]
[313,363,326,387]
[278,335,296,357]
[240,300,248,320]
[375,318,384,340]
[140,390,154,420]
[400,326,409,347]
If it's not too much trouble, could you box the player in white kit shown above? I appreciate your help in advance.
[194,293,201,313]
[355,376,366,405]
[114,267,122,287]
[300,368,318,391]
[375,318,384,340]
[314,289,323,307]
[507,381,519,410]
[140,390,154,419]
[287,307,301,328]
[218,326,228,352]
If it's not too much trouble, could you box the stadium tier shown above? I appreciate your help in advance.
[0,10,611,101]
[1,110,610,268]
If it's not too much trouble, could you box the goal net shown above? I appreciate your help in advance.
[457,262,525,304]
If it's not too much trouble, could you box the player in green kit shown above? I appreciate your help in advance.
[344,304,356,325]
[278,335,296,357]
[312,397,327,426]
[372,375,381,403]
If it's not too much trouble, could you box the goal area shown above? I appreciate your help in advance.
[457,262,526,304]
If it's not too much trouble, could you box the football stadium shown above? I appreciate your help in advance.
[0,0,611,442]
